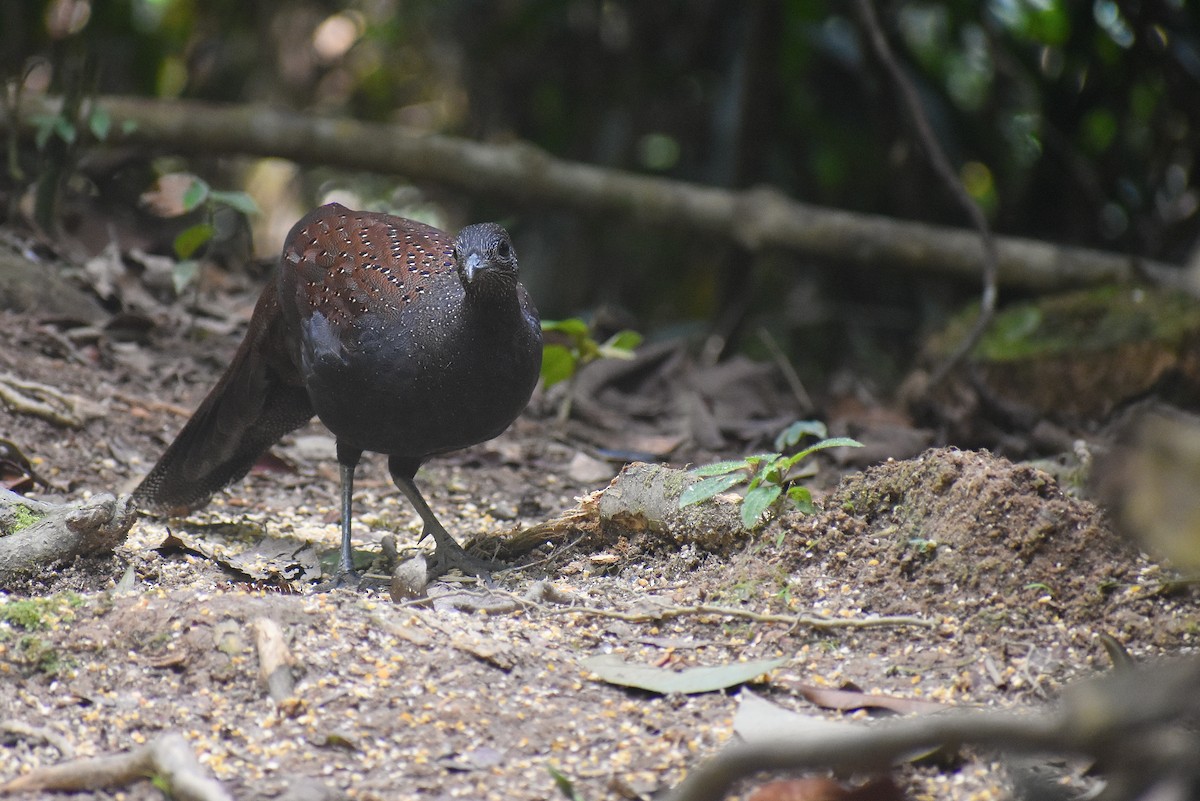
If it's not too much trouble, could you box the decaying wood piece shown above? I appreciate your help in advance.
[481,492,602,559]
[0,731,232,801]
[0,489,135,580]
[597,462,746,551]
[488,462,746,564]
[252,617,297,706]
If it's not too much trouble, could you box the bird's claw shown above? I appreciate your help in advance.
[426,539,501,587]
[316,567,362,591]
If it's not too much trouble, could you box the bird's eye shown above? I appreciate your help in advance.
[495,240,511,259]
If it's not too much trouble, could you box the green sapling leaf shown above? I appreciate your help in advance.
[679,473,744,508]
[742,484,782,528]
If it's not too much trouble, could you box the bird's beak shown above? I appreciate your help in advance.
[463,252,484,283]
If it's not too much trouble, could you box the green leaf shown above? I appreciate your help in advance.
[172,259,200,295]
[689,459,751,477]
[741,484,782,528]
[181,177,210,212]
[547,765,583,801]
[743,452,783,469]
[173,223,215,260]
[595,343,637,360]
[209,189,260,216]
[601,329,643,352]
[120,119,138,135]
[540,344,577,388]
[54,117,76,145]
[88,107,111,141]
[762,464,784,485]
[679,473,744,508]
[787,485,815,514]
[774,420,828,451]
[582,654,786,694]
[787,437,863,465]
[541,318,591,338]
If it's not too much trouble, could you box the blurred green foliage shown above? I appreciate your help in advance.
[540,318,642,389]
[3,0,1199,376]
[6,1,1196,248]
[164,173,259,293]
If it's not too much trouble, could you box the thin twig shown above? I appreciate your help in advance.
[537,601,934,630]
[854,0,999,390]
[0,731,231,801]
[757,327,815,414]
[391,581,931,630]
[0,372,97,428]
[0,721,74,760]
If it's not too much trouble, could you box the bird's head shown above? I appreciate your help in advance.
[453,223,518,294]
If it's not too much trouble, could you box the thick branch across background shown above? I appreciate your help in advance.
[1,96,1178,291]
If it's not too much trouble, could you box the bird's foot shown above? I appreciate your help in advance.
[316,566,361,592]
[426,538,502,586]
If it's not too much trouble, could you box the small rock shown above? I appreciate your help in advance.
[390,553,428,601]
[490,499,519,520]
[568,451,615,484]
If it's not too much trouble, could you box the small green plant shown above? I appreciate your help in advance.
[30,102,112,151]
[679,420,862,529]
[540,318,642,389]
[16,51,134,231]
[165,175,259,295]
[907,537,937,555]
[0,592,83,631]
[17,635,66,675]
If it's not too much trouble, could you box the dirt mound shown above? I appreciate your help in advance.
[773,448,1180,650]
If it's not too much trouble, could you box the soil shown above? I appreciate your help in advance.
[0,266,1197,801]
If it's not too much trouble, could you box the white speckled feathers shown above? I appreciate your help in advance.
[282,203,456,326]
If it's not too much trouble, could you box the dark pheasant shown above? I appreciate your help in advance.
[135,203,542,581]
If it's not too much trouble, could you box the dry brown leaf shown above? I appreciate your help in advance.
[789,681,950,715]
[747,777,905,801]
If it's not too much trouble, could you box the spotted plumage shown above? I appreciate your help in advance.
[135,202,542,583]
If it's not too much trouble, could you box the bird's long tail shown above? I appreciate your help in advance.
[134,281,314,515]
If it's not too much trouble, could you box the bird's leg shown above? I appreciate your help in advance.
[332,443,363,583]
[389,459,499,583]
[339,462,355,574]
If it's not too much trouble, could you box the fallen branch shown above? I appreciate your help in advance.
[0,95,1177,293]
[0,489,135,580]
[0,731,231,801]
[667,656,1200,801]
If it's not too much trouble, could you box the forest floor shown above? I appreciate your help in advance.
[0,255,1196,801]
